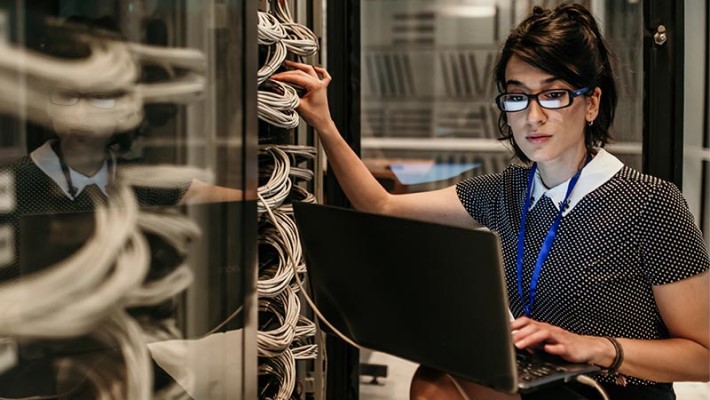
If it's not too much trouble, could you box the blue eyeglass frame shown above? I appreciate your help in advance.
[494,86,592,112]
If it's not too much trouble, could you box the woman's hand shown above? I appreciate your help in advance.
[511,317,612,366]
[270,60,334,131]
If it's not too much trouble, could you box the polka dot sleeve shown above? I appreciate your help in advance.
[455,166,519,230]
[638,180,710,285]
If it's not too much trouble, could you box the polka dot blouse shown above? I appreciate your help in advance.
[0,155,187,282]
[456,153,709,387]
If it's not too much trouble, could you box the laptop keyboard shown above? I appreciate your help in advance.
[515,350,569,383]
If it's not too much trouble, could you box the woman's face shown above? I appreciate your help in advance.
[503,55,600,166]
[47,89,140,144]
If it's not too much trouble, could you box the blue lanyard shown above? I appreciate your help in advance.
[516,155,590,317]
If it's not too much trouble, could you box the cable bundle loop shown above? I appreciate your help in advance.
[258,348,296,400]
[280,145,317,182]
[258,216,295,298]
[0,164,212,398]
[258,12,288,45]
[257,287,300,357]
[0,24,208,131]
[257,209,305,297]
[258,79,300,128]
[129,42,207,104]
[272,0,319,56]
[276,186,316,215]
[258,146,293,213]
[291,314,317,360]
[91,310,153,400]
[258,41,288,85]
[0,185,145,336]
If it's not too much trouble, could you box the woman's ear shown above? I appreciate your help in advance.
[587,87,602,122]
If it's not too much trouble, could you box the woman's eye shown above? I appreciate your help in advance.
[58,92,78,101]
[542,91,565,99]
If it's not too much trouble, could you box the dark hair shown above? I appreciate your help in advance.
[493,3,617,163]
[40,16,140,154]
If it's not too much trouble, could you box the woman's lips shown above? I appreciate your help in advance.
[526,134,551,144]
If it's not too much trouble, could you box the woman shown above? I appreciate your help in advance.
[272,3,709,400]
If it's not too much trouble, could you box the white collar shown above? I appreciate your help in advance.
[530,148,624,215]
[30,140,113,199]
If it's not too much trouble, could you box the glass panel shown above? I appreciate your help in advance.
[683,1,710,244]
[361,0,643,194]
[0,1,253,398]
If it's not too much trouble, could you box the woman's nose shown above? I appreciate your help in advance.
[526,98,547,125]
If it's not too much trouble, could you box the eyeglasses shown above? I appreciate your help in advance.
[495,87,591,112]
[49,90,122,109]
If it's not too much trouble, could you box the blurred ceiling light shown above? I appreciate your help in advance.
[439,5,497,18]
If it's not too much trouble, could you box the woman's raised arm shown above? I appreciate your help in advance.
[271,61,475,228]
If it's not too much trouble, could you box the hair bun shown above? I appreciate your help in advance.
[532,6,545,15]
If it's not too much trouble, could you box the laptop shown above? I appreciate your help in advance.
[292,202,600,394]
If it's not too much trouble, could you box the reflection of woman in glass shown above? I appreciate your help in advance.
[0,16,238,398]
[1,56,232,282]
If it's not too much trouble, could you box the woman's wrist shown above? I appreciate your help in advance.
[314,119,339,137]
[601,336,624,374]
[590,335,616,369]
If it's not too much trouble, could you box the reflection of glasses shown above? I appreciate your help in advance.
[495,87,591,112]
[49,90,122,109]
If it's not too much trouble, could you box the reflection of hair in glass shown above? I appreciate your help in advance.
[39,15,124,58]
[494,4,618,162]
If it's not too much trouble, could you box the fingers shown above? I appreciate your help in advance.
[284,60,332,84]
[284,60,320,78]
[272,65,330,87]
[313,65,332,85]
[510,316,532,330]
[511,318,557,349]
[270,70,315,89]
[516,329,553,349]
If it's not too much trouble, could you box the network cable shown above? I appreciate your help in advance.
[258,79,300,128]
[92,310,153,400]
[0,30,207,131]
[258,348,296,400]
[0,163,210,399]
[258,146,293,213]
[258,41,287,85]
[258,287,299,358]
[258,193,361,351]
[0,185,144,336]
[257,189,318,398]
[256,5,320,396]
[258,12,288,45]
[272,0,319,57]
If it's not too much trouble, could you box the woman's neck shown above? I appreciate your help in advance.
[59,139,109,177]
[536,148,588,188]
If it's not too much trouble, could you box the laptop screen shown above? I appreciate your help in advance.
[293,202,518,392]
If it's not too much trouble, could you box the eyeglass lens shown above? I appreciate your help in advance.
[49,91,118,109]
[498,89,571,112]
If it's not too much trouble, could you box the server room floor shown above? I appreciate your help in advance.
[359,351,710,400]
